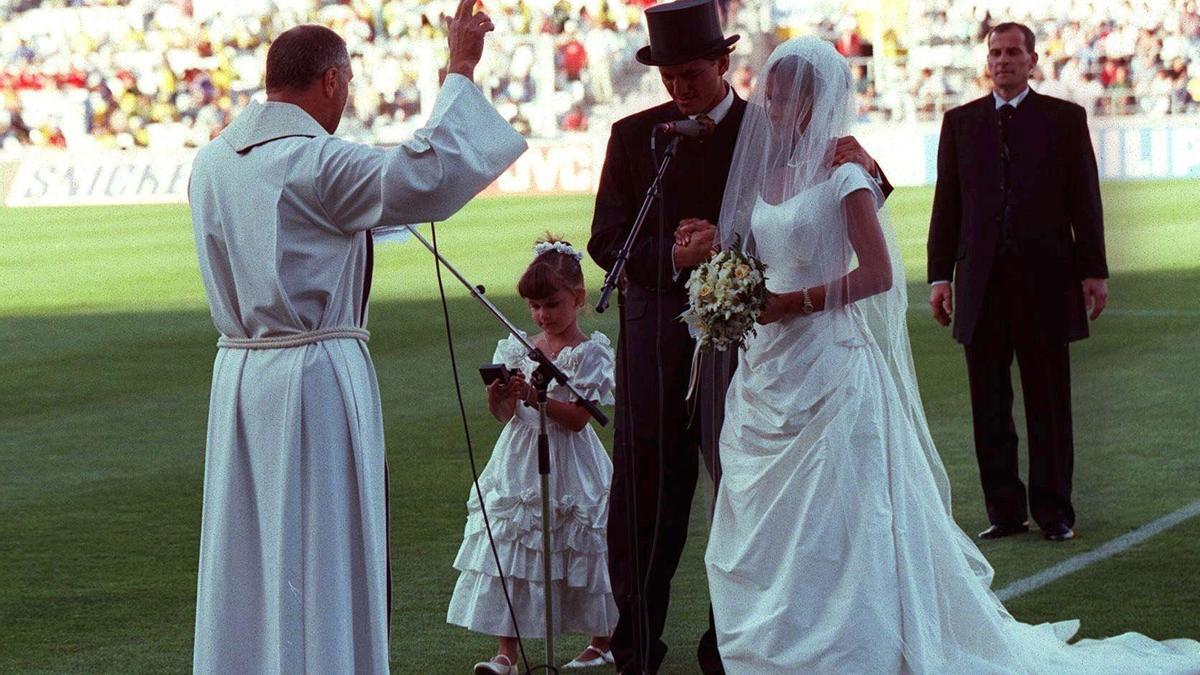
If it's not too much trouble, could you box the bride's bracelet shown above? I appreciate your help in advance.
[799,287,815,314]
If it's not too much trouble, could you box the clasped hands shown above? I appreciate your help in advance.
[673,218,718,269]
[672,219,792,326]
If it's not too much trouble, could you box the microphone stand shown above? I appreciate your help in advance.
[595,134,682,313]
[530,362,555,660]
[396,223,609,669]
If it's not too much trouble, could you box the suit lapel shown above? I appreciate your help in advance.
[720,95,747,135]
[975,97,1002,167]
[1020,89,1043,115]
[1007,90,1051,180]
[1015,90,1049,143]
[962,96,1004,248]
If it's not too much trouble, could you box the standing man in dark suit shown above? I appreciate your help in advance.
[588,1,890,672]
[927,22,1109,543]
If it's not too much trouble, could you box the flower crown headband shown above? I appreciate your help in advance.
[532,240,583,262]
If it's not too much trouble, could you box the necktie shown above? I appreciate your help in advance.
[998,104,1015,160]
[695,113,715,137]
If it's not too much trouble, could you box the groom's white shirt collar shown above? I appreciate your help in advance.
[692,83,735,125]
[993,86,1031,109]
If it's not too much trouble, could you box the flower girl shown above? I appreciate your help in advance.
[448,236,618,674]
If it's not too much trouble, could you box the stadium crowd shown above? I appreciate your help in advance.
[861,0,1200,121]
[0,0,660,150]
[1,0,1198,151]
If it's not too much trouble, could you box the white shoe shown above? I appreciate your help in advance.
[473,654,517,675]
[562,646,615,669]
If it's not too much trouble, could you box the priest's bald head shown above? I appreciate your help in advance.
[265,24,353,134]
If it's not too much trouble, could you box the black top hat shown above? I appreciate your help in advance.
[636,0,740,66]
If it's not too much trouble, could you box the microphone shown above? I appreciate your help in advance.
[653,117,715,138]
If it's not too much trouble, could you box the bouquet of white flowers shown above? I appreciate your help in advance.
[680,240,770,351]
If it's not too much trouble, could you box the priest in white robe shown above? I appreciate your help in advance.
[188,9,526,673]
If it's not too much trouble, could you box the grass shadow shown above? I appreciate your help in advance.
[1,264,1198,671]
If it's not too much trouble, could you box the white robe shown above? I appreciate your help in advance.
[189,74,526,674]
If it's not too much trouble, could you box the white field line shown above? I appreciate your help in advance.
[1098,308,1200,317]
[994,499,1200,602]
[906,306,1200,318]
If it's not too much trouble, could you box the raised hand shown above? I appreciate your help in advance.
[446,0,494,79]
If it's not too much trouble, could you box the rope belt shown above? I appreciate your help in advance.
[217,327,370,350]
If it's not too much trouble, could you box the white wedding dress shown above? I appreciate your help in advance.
[704,163,1200,674]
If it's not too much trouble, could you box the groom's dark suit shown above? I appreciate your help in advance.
[928,89,1106,531]
[588,94,746,675]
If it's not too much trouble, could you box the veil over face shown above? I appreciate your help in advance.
[719,37,854,253]
[715,35,961,526]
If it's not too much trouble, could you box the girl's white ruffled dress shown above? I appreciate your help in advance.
[447,331,619,638]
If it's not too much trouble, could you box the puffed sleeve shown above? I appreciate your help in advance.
[566,332,616,406]
[834,162,884,210]
[492,331,528,370]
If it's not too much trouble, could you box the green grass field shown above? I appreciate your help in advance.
[2,180,1198,673]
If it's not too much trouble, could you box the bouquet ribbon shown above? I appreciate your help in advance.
[685,341,704,402]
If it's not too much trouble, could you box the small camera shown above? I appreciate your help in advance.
[479,363,522,386]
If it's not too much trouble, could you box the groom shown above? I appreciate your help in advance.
[588,1,891,672]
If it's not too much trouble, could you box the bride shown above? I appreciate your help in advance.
[703,37,1200,674]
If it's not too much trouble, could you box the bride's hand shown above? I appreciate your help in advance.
[757,293,792,324]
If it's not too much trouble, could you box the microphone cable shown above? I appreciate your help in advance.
[615,269,652,673]
[618,128,676,674]
[428,220,559,675]
[640,130,669,674]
